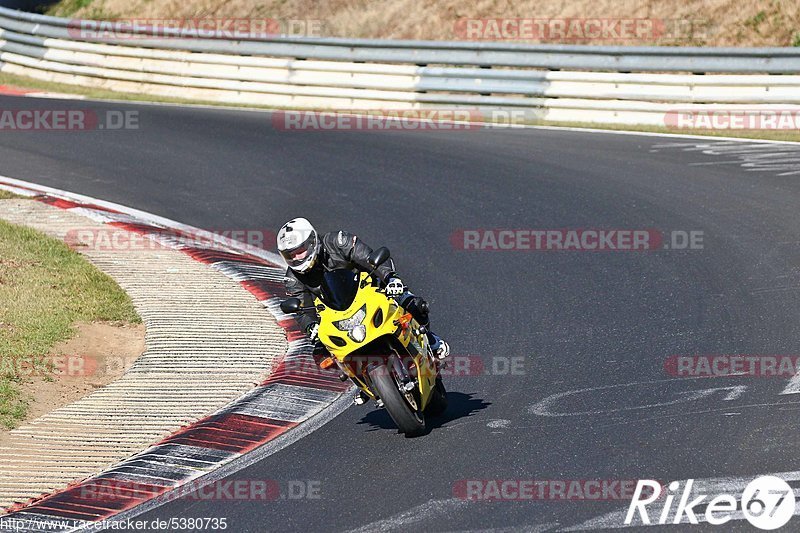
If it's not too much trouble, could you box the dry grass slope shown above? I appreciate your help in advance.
[47,0,800,47]
[0,214,140,428]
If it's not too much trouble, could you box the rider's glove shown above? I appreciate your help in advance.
[306,323,320,342]
[386,277,405,297]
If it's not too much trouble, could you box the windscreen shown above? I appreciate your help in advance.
[320,269,359,311]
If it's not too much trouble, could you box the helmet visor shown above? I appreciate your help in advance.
[280,232,317,268]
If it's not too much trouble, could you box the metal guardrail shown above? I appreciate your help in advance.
[1,6,800,126]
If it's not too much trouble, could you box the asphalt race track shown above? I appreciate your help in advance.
[2,95,800,532]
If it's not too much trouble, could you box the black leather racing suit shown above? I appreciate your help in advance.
[283,230,430,335]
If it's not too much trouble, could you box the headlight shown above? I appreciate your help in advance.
[349,325,367,343]
[334,304,366,332]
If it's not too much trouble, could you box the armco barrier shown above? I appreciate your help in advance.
[2,7,800,125]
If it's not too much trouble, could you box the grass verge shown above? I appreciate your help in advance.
[2,70,800,143]
[0,214,140,428]
[0,191,22,200]
[0,71,224,107]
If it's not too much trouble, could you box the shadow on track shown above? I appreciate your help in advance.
[356,392,490,436]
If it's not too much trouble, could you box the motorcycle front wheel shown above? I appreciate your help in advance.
[368,362,426,437]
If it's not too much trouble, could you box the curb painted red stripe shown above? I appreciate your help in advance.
[158,414,297,454]
[0,85,37,96]
[40,196,123,214]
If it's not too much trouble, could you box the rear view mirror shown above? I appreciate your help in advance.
[368,247,390,269]
[280,297,302,314]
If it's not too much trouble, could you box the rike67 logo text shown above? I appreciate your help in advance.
[626,476,796,530]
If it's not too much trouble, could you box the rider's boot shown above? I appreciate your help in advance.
[353,390,370,405]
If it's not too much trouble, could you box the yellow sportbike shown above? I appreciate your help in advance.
[280,248,447,437]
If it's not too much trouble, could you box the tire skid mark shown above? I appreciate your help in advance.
[650,140,800,176]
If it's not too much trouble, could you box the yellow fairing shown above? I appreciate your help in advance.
[316,272,437,407]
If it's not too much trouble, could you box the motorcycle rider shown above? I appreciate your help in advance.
[277,218,450,371]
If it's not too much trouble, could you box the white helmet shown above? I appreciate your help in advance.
[277,218,320,273]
